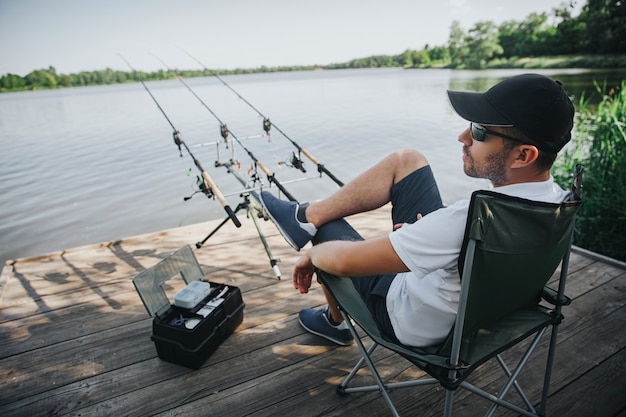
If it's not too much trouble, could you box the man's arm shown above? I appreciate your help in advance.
[293,237,409,293]
[311,237,409,276]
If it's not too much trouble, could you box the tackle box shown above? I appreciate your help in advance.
[132,245,244,369]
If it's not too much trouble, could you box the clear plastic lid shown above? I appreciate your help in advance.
[132,245,205,317]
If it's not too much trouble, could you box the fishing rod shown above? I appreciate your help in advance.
[118,54,241,228]
[153,55,297,202]
[180,48,345,187]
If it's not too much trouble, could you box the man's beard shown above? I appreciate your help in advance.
[463,146,509,185]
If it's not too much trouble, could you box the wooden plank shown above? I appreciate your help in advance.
[0,316,302,416]
[0,266,290,358]
[0,279,329,415]
[0,286,148,358]
[547,347,626,417]
[564,258,626,298]
[62,333,344,416]
[149,340,400,417]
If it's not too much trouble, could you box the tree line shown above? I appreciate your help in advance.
[1,0,624,92]
[329,0,624,70]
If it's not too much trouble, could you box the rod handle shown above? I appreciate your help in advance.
[318,164,344,187]
[301,148,343,186]
[202,172,242,227]
[255,161,296,201]
[255,160,274,177]
[223,205,241,228]
[255,160,296,200]
[300,148,320,165]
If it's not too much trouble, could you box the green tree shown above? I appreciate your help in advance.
[427,45,450,64]
[585,0,626,53]
[531,26,560,55]
[402,49,414,68]
[497,20,523,58]
[448,20,469,68]
[24,67,57,89]
[497,7,587,58]
[555,16,588,53]
[414,50,432,67]
[464,21,503,69]
[0,73,26,90]
[512,13,549,57]
[56,74,72,87]
[115,71,128,83]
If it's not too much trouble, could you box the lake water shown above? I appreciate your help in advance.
[0,67,622,266]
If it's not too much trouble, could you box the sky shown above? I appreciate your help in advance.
[0,0,583,76]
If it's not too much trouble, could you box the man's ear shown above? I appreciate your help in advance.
[511,145,539,168]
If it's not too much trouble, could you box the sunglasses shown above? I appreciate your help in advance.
[470,123,529,145]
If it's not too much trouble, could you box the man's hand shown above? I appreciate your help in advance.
[393,213,422,230]
[293,253,316,294]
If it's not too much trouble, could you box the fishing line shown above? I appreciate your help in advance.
[153,54,296,202]
[180,48,345,187]
[118,54,241,228]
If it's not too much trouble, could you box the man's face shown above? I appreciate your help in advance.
[459,125,514,186]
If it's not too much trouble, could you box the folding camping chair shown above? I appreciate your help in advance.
[317,165,583,417]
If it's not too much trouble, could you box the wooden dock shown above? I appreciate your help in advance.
[1,206,625,417]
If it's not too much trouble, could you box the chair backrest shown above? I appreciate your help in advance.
[132,245,205,318]
[455,190,581,339]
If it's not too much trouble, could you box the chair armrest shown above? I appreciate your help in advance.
[541,286,571,306]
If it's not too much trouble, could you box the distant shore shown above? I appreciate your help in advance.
[1,54,625,94]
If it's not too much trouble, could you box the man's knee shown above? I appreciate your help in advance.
[392,149,430,183]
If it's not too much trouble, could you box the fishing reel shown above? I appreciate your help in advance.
[278,151,306,173]
[184,175,214,201]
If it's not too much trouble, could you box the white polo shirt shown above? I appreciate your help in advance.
[386,177,569,347]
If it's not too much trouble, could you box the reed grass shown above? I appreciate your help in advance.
[554,80,626,262]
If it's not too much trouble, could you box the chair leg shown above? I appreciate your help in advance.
[443,388,455,417]
[338,341,378,391]
[493,354,534,412]
[540,323,560,416]
[484,328,547,417]
[460,382,543,417]
[337,311,401,417]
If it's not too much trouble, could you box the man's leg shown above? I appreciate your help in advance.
[261,149,430,250]
[305,149,430,227]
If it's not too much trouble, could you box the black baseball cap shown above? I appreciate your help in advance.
[447,74,574,153]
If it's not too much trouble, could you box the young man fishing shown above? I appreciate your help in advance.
[260,73,574,347]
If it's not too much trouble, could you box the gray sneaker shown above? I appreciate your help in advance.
[260,191,317,251]
[298,307,353,346]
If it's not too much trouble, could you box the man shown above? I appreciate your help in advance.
[260,73,574,347]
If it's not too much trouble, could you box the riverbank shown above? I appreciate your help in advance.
[485,53,626,69]
[1,54,625,94]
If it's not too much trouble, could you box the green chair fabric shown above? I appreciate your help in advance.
[317,166,583,417]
